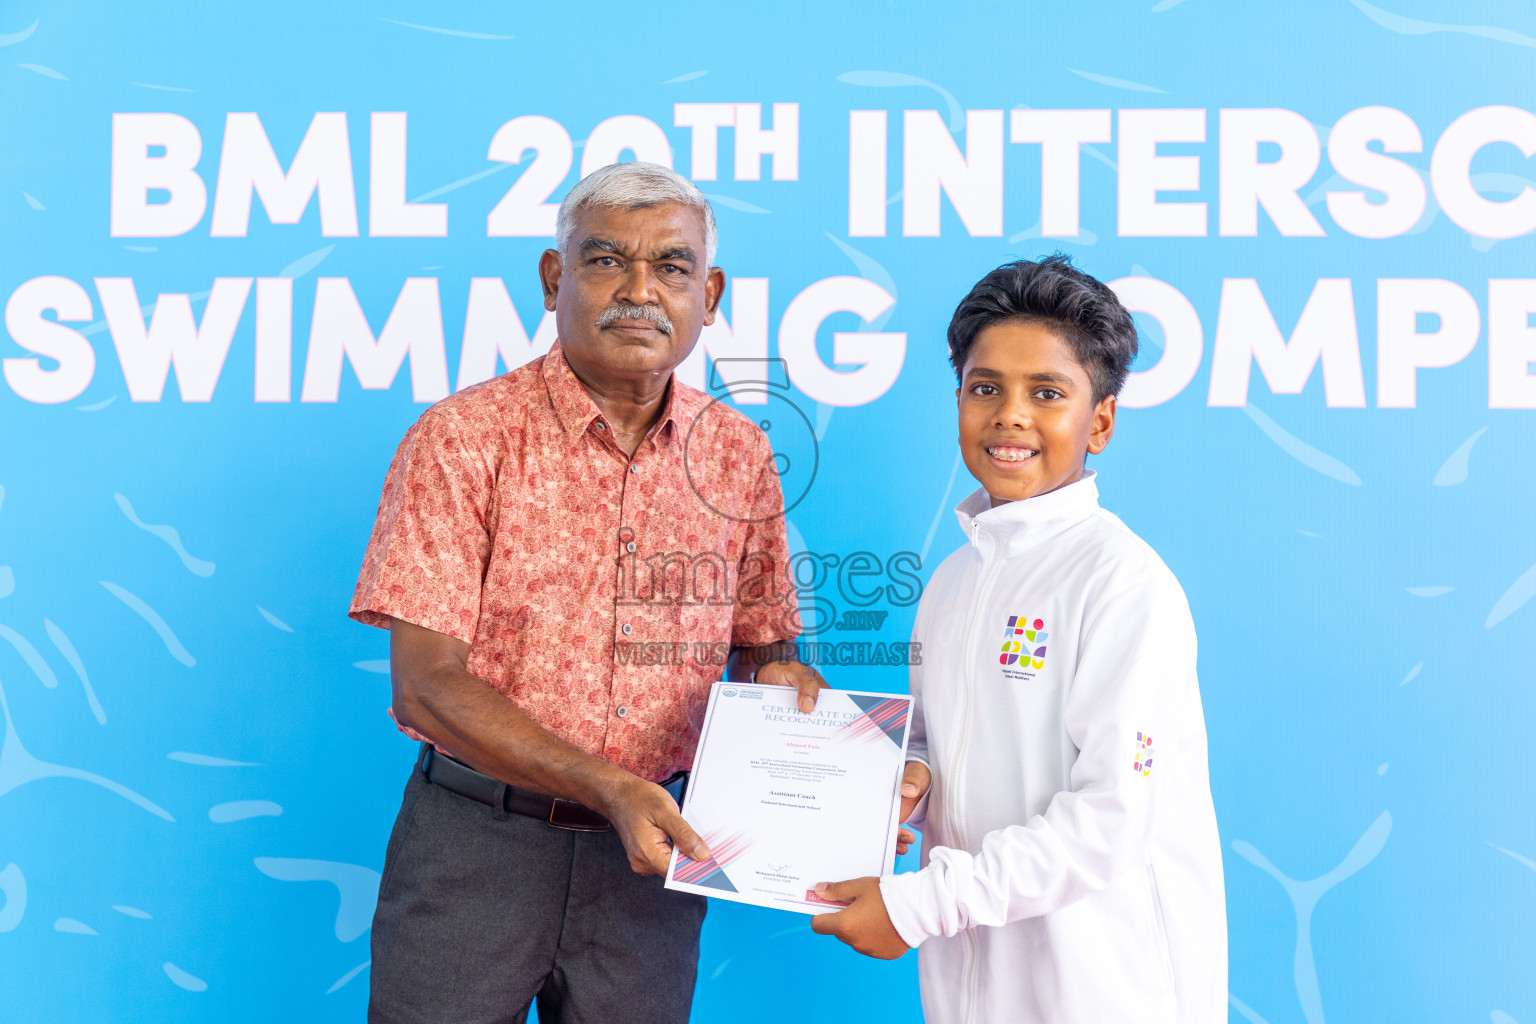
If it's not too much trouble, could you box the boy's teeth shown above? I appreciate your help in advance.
[988,446,1037,462]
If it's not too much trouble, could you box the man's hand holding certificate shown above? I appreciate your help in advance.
[665,682,914,914]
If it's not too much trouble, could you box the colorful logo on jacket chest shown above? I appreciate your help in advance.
[999,614,1048,670]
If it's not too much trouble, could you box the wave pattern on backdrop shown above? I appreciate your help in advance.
[0,2,1533,1022]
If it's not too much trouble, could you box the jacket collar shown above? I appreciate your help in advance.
[542,340,705,450]
[956,470,1101,555]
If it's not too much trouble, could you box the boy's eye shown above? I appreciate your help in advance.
[970,383,999,397]
[1035,388,1063,401]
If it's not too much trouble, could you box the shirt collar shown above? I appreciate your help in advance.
[542,339,704,449]
[657,371,708,449]
[956,470,1101,553]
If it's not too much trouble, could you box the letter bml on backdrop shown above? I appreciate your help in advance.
[0,3,1532,1023]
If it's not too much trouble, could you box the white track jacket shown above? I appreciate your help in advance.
[880,472,1226,1024]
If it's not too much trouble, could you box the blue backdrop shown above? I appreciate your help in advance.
[2,1,1534,1021]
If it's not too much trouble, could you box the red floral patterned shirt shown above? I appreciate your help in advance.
[350,341,798,781]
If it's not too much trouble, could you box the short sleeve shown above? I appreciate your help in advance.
[729,438,799,648]
[348,405,495,644]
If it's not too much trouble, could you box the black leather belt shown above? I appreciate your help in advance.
[417,744,687,832]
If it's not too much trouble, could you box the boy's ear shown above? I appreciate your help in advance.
[1086,394,1117,455]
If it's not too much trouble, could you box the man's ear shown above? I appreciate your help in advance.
[538,249,563,311]
[1087,394,1117,455]
[702,265,726,325]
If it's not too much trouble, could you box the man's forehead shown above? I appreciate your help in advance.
[572,201,707,255]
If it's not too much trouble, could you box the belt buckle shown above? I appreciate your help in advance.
[547,798,610,832]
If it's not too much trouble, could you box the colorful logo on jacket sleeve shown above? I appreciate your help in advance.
[1132,732,1155,776]
[999,614,1048,669]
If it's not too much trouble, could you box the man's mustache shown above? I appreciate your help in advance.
[595,303,673,335]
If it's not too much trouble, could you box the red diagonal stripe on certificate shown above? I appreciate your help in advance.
[840,697,910,745]
[673,829,753,885]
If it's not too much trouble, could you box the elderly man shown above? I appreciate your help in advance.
[349,161,820,1024]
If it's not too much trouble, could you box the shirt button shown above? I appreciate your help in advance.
[595,421,607,431]
[629,463,639,473]
[626,541,637,553]
[621,623,633,635]
[615,706,629,718]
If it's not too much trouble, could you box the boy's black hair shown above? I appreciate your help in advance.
[947,254,1139,403]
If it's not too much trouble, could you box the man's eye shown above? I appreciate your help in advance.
[971,383,998,396]
[659,263,682,274]
[595,256,618,266]
[1035,388,1063,401]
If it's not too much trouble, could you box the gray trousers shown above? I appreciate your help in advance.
[368,769,708,1024]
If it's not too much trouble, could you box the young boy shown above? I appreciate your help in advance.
[810,256,1227,1023]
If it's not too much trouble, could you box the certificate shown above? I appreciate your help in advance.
[665,681,913,915]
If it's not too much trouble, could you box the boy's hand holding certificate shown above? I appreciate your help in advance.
[665,682,913,914]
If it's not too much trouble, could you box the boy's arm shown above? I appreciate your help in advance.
[878,576,1197,947]
[807,610,932,958]
[902,613,932,831]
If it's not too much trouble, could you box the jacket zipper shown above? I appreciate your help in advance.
[953,533,1002,1024]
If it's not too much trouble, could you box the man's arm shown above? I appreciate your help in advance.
[389,618,710,876]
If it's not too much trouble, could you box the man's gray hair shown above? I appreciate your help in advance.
[555,161,718,265]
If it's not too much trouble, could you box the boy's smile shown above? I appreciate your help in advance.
[957,321,1117,507]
